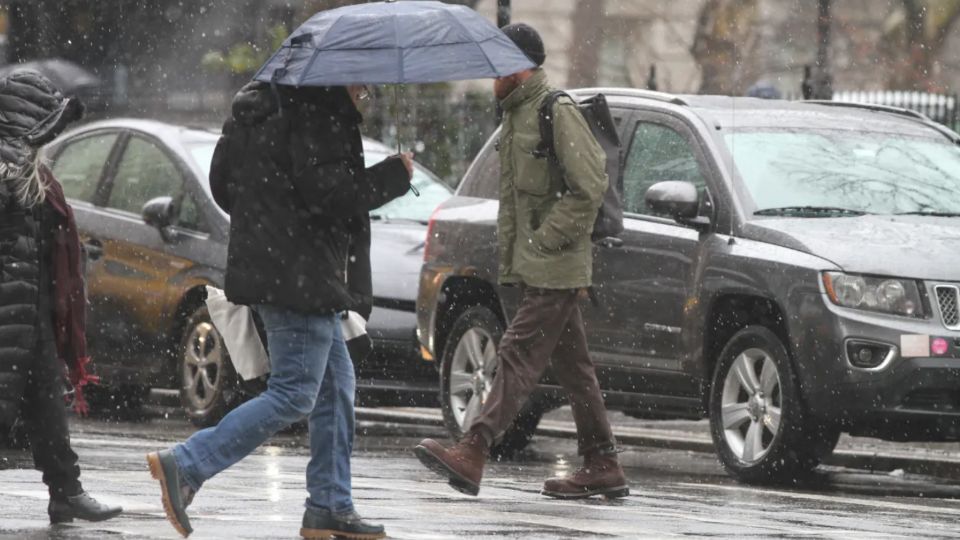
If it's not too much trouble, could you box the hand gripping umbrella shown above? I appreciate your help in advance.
[254,0,535,151]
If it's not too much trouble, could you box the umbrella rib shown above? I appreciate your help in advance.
[299,12,347,86]
[473,37,501,79]
[445,11,499,78]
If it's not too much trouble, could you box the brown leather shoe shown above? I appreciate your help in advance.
[413,431,488,496]
[541,450,629,500]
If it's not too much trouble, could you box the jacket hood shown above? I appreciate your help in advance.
[0,70,83,168]
[742,215,960,281]
[231,81,278,126]
[231,82,360,126]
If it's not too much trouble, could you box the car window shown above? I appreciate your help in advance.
[365,152,452,222]
[50,132,118,203]
[459,140,500,199]
[177,192,208,233]
[622,121,706,216]
[108,137,185,216]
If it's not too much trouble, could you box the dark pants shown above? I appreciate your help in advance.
[471,286,615,455]
[20,315,82,500]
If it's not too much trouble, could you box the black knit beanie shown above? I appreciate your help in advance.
[501,23,546,67]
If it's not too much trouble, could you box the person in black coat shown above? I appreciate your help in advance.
[0,71,122,524]
[148,82,411,539]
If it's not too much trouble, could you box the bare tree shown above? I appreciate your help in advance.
[883,0,960,91]
[567,0,604,88]
[690,0,760,95]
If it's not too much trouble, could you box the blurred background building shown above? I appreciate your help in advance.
[1,0,959,181]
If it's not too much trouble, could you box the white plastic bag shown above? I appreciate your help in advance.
[204,286,372,379]
[204,286,270,381]
[341,310,372,363]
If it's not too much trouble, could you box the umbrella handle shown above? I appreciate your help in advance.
[395,85,401,154]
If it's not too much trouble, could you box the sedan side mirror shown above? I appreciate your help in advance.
[644,181,711,231]
[142,196,178,240]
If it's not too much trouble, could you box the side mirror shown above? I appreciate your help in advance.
[142,196,177,239]
[644,181,712,231]
[645,181,699,218]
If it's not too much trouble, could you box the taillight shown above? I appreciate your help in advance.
[423,205,442,262]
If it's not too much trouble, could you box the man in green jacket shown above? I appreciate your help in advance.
[415,23,628,500]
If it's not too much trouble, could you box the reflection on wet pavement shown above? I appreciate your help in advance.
[2,416,960,538]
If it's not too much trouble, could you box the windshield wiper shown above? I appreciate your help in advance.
[896,211,960,217]
[370,215,429,225]
[754,206,870,217]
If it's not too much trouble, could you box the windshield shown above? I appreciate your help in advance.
[365,152,452,222]
[727,129,960,216]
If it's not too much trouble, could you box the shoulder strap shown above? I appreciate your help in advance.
[534,90,571,162]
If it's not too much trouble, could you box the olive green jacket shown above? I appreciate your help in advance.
[497,69,608,290]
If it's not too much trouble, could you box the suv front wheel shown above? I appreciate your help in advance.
[439,306,544,459]
[709,325,839,484]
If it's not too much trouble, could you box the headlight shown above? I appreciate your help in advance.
[823,272,923,317]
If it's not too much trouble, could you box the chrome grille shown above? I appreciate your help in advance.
[935,285,960,329]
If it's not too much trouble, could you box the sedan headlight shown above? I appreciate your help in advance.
[823,272,923,317]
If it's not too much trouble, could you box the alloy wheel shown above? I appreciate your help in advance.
[720,347,783,464]
[448,327,498,430]
[182,321,225,411]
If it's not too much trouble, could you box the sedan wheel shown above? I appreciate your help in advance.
[183,321,224,410]
[180,306,237,427]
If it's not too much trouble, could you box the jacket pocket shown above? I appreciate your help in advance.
[513,136,551,196]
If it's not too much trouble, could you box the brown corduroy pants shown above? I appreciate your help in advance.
[470,286,616,455]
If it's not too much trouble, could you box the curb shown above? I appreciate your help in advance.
[355,407,960,480]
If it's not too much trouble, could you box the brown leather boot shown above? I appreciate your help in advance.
[414,431,489,496]
[541,449,629,500]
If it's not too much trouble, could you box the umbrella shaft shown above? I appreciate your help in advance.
[395,86,400,154]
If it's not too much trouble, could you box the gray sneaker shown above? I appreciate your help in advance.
[147,450,194,537]
[300,505,386,539]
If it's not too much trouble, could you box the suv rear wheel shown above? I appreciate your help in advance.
[179,305,239,427]
[709,325,839,484]
[439,306,544,459]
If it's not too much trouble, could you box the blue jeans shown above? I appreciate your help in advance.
[172,305,356,513]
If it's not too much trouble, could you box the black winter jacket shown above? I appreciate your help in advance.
[210,83,410,317]
[0,181,42,426]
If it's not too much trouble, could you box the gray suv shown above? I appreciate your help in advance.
[416,89,960,483]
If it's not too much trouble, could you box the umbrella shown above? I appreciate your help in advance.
[0,58,100,95]
[254,0,534,86]
[253,0,535,151]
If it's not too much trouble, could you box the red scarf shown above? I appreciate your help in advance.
[41,165,98,415]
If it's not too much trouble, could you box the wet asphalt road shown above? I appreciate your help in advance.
[4,412,960,539]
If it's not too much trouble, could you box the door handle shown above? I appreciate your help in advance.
[598,237,624,248]
[84,239,104,261]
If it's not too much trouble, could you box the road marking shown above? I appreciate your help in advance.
[678,482,960,516]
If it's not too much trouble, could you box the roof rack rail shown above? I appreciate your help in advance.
[804,99,960,143]
[802,100,928,121]
[571,87,688,106]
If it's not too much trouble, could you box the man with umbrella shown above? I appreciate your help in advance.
[148,79,412,538]
[146,2,536,538]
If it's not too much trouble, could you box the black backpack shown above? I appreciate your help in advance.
[534,91,624,241]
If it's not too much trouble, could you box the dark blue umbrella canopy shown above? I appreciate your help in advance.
[254,0,536,86]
